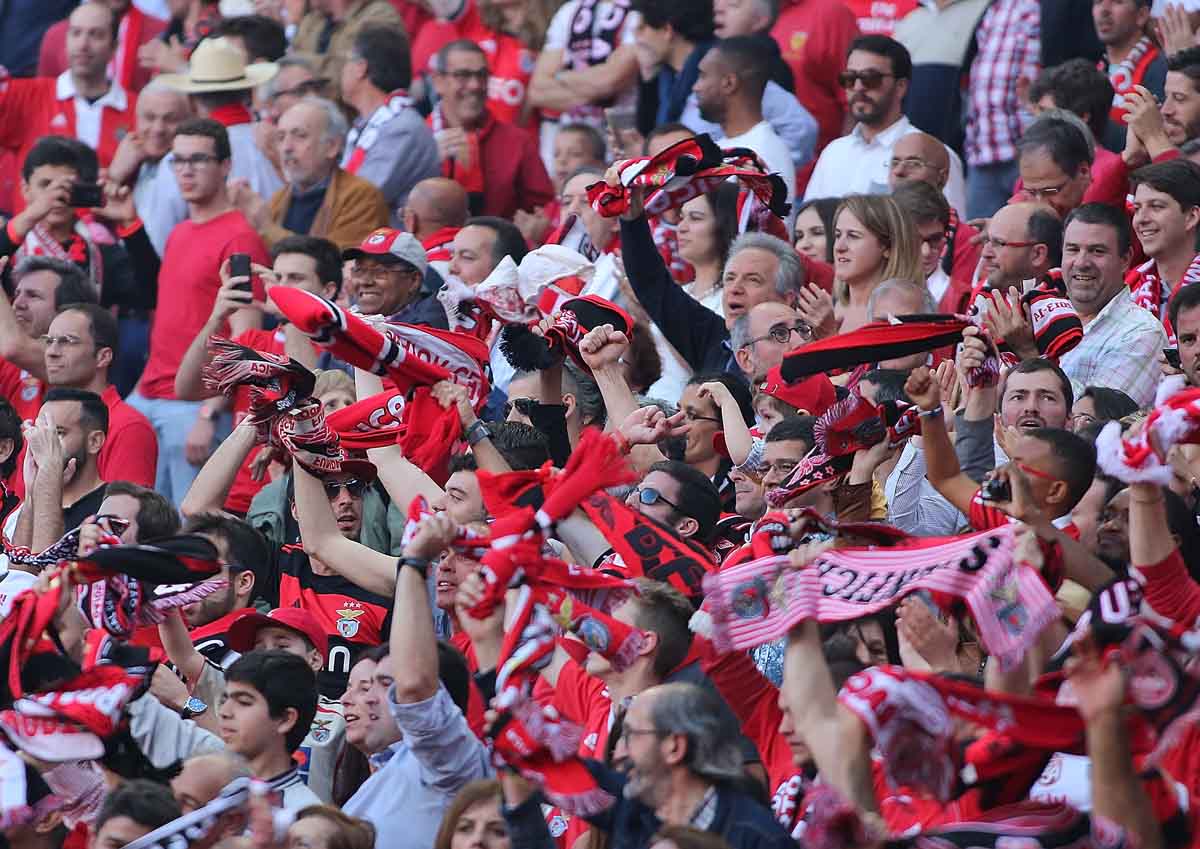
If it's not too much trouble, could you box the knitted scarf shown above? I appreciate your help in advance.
[779,316,971,383]
[1094,378,1200,485]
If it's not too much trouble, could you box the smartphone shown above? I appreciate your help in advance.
[229,253,253,293]
[68,182,104,209]
[1164,347,1182,369]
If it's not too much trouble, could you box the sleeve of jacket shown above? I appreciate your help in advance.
[619,215,730,373]
[953,414,996,484]
[501,792,558,849]
[514,134,556,213]
[762,81,818,166]
[119,223,162,309]
[127,693,224,768]
[328,176,390,248]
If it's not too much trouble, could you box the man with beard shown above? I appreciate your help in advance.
[692,37,796,208]
[1126,159,1200,322]
[24,389,109,543]
[1095,0,1164,127]
[1124,47,1200,163]
[1058,203,1166,406]
[805,35,964,205]
[232,98,388,250]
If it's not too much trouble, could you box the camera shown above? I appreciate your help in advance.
[68,182,104,208]
[981,477,1011,503]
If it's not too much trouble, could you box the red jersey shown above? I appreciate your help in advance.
[412,1,535,129]
[138,210,268,400]
[448,630,488,738]
[38,6,167,93]
[98,385,156,488]
[842,0,917,35]
[0,358,45,498]
[224,328,288,514]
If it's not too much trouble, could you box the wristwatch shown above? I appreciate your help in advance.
[180,696,208,719]
[465,419,490,446]
[397,556,431,579]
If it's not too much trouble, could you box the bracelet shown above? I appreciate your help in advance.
[612,429,632,455]
[396,556,431,579]
[918,405,944,420]
[464,419,490,446]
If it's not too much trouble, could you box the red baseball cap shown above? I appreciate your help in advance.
[226,608,329,659]
[759,367,837,417]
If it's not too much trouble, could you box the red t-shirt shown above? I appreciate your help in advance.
[0,358,45,498]
[771,0,860,155]
[842,0,917,35]
[224,328,287,515]
[412,2,535,129]
[98,385,156,488]
[138,210,269,400]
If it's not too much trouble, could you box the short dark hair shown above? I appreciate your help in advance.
[1029,427,1097,510]
[226,650,318,753]
[1131,159,1200,215]
[1007,358,1074,411]
[0,398,21,479]
[58,302,119,357]
[484,421,551,470]
[644,123,694,153]
[104,481,181,542]
[687,372,754,426]
[44,387,108,434]
[184,512,270,587]
[1078,387,1139,425]
[447,453,478,475]
[1064,201,1133,257]
[1017,115,1093,175]
[212,15,287,61]
[557,123,607,163]
[272,235,344,299]
[95,779,181,834]
[891,179,950,227]
[15,256,97,307]
[847,34,912,81]
[765,414,816,447]
[354,24,413,94]
[632,0,714,44]
[22,135,98,183]
[1026,59,1114,140]
[713,36,771,100]
[859,369,910,404]
[794,197,840,264]
[174,117,231,162]
[647,460,721,542]
[1026,207,1065,268]
[465,216,528,266]
[435,38,486,73]
[628,578,695,679]
[1169,274,1200,330]
[1169,46,1200,93]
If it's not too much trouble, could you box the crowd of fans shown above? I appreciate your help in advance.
[4,0,1200,848]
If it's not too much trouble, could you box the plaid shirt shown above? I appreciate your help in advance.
[965,0,1040,166]
[1059,290,1167,408]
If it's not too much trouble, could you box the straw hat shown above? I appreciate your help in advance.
[158,37,278,93]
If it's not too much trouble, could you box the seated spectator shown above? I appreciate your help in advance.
[975,201,1062,296]
[92,780,183,846]
[340,24,440,218]
[1014,110,1129,214]
[233,97,389,250]
[429,40,555,220]
[1095,0,1165,132]
[37,0,167,93]
[290,0,402,84]
[890,180,976,313]
[1027,58,1125,153]
[887,130,970,221]
[793,197,838,264]
[1058,203,1167,406]
[44,303,156,487]
[0,3,137,212]
[343,228,446,326]
[404,177,470,283]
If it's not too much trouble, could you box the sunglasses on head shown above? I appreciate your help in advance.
[838,69,894,90]
[323,478,369,498]
[504,397,539,418]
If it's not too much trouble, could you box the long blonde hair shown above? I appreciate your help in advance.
[833,194,923,302]
[478,0,557,51]
[433,781,506,849]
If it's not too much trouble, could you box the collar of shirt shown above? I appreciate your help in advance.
[689,786,719,830]
[1052,514,1073,530]
[369,738,408,771]
[850,115,913,147]
[291,175,331,200]
[56,71,127,110]
[1080,287,1134,331]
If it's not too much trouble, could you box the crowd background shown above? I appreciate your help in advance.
[3,0,1200,848]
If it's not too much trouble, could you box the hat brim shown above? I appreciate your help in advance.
[159,61,279,93]
[226,612,286,653]
[340,458,378,481]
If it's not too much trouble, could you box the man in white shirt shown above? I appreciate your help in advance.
[692,36,796,207]
[804,34,965,210]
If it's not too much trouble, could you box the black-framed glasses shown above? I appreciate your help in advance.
[742,321,810,348]
[504,397,539,419]
[635,487,683,513]
[622,725,666,739]
[170,153,221,170]
[838,69,894,90]
[682,408,721,425]
[323,478,369,498]
[444,68,489,83]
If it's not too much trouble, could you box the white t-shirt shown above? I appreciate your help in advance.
[720,121,797,211]
[0,568,37,618]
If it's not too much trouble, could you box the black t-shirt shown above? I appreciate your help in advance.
[63,483,107,533]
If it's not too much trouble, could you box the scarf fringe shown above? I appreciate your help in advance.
[510,697,582,762]
[538,428,636,527]
[544,786,615,818]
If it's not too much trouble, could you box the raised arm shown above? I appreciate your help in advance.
[904,366,979,515]
[179,421,257,519]
[175,262,256,401]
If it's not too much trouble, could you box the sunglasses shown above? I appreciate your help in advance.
[635,486,683,514]
[95,514,131,536]
[323,478,369,498]
[838,69,894,90]
[504,397,539,418]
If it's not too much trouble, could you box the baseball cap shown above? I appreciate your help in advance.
[342,228,429,275]
[226,608,329,659]
[759,367,837,417]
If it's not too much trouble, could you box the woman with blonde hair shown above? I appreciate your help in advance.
[832,194,923,334]
[434,780,512,849]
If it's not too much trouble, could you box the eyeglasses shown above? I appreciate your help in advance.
[889,156,937,171]
[323,478,369,498]
[742,321,810,348]
[682,408,721,425]
[95,514,131,536]
[353,263,416,283]
[634,486,684,514]
[1019,180,1070,201]
[1070,411,1097,429]
[838,69,894,90]
[272,79,325,101]
[982,235,1038,249]
[622,725,666,739]
[39,334,87,348]
[170,153,221,170]
[443,68,489,83]
[504,397,539,419]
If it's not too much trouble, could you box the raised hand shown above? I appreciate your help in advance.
[578,323,630,371]
[903,365,941,412]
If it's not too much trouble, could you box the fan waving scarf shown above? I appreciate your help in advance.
[500,294,634,376]
[202,337,316,425]
[122,778,255,849]
[701,524,1058,668]
[780,316,970,382]
[586,134,791,220]
[1095,379,1200,485]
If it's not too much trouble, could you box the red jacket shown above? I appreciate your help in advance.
[37,6,166,93]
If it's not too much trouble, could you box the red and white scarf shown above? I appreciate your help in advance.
[16,220,106,297]
[701,524,1058,668]
[1106,36,1158,120]
[1095,377,1200,485]
[344,90,412,175]
[1128,252,1200,324]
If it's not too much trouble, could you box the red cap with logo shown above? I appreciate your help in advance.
[226,607,329,658]
[759,366,837,417]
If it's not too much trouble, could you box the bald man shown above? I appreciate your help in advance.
[977,202,1063,293]
[171,751,251,814]
[404,177,470,281]
[888,132,950,192]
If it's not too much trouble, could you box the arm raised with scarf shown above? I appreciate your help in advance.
[391,513,459,702]
[179,421,258,519]
[906,365,979,515]
[1128,481,1200,625]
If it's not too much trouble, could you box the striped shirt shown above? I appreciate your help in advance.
[965,0,1040,166]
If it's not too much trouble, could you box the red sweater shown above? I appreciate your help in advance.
[98,384,157,487]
